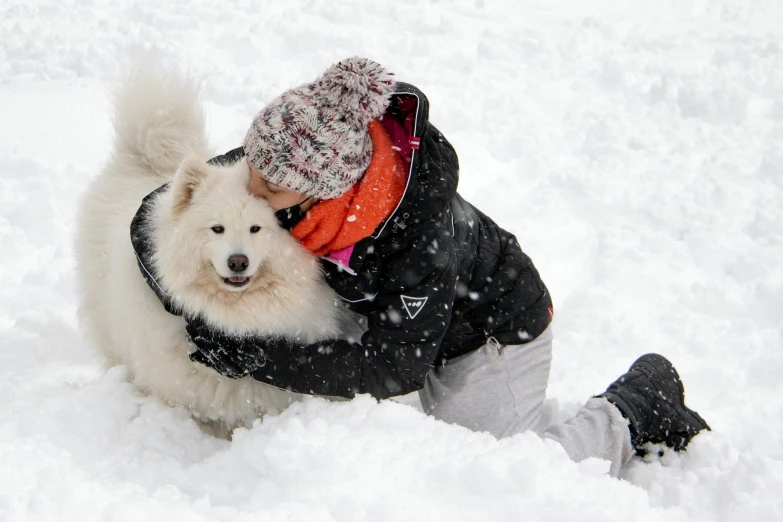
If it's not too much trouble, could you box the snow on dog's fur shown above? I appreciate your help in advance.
[75,63,343,427]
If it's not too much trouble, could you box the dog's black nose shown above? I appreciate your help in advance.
[227,254,249,273]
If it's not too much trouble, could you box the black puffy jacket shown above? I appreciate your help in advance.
[134,82,552,400]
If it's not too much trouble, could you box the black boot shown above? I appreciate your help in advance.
[599,353,711,456]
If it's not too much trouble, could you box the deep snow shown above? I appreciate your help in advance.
[1,0,782,520]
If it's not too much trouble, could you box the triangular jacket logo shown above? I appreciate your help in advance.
[400,295,428,320]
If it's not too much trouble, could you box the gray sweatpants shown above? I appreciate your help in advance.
[418,326,634,476]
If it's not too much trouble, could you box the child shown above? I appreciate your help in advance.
[147,57,709,476]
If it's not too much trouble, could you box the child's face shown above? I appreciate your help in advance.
[247,160,310,211]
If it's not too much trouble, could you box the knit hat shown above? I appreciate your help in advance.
[243,57,396,200]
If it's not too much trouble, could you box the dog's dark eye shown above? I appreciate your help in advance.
[211,225,225,234]
[250,225,261,234]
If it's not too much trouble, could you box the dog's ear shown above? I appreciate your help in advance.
[171,156,208,217]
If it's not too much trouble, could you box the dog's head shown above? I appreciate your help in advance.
[153,156,302,302]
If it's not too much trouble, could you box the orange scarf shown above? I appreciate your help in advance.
[291,119,407,256]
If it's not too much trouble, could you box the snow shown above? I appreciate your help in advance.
[1,0,782,520]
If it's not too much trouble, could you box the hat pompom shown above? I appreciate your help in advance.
[312,57,395,127]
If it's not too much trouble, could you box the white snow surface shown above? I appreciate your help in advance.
[1,0,782,520]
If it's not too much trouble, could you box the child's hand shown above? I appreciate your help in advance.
[185,316,267,378]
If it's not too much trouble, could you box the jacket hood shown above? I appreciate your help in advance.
[371,82,460,240]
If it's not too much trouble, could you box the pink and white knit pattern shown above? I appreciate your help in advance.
[243,57,396,199]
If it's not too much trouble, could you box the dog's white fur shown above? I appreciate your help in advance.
[75,64,343,427]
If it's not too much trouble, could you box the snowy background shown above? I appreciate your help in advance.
[1,0,782,520]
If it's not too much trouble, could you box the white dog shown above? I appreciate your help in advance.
[75,64,344,427]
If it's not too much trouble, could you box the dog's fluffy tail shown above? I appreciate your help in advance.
[112,60,208,177]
